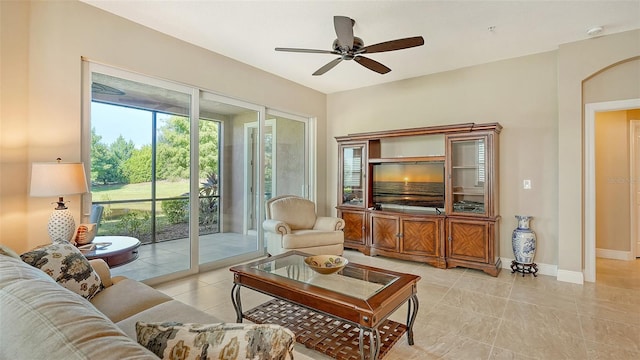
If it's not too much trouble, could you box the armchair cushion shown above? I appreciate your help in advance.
[282,230,344,250]
[267,195,316,230]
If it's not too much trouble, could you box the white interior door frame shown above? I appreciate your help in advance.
[585,98,640,282]
[631,120,640,258]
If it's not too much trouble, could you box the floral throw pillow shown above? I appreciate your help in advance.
[136,322,295,360]
[20,240,102,300]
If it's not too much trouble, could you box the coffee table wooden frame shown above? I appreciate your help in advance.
[230,251,420,360]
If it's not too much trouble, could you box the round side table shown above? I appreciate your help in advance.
[81,236,141,268]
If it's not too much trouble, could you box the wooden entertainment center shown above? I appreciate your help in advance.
[336,122,502,276]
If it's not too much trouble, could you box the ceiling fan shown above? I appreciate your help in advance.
[275,16,424,76]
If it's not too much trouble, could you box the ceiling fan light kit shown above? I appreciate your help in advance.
[275,16,424,76]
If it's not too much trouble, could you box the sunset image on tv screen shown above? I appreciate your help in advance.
[373,162,445,208]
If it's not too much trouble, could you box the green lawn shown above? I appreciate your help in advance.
[91,180,219,241]
[91,180,191,202]
[92,180,190,218]
[92,180,189,238]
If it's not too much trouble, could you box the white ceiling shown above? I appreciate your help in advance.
[82,1,640,94]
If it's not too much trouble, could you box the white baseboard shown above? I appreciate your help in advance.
[596,248,634,261]
[556,269,584,284]
[501,257,585,284]
[500,257,557,277]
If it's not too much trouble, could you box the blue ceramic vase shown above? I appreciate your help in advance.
[512,215,536,264]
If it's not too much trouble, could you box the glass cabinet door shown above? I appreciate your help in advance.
[340,144,366,207]
[449,136,487,215]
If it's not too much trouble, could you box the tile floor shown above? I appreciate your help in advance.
[110,233,258,280]
[148,251,639,360]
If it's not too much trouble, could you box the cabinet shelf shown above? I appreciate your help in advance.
[369,156,445,164]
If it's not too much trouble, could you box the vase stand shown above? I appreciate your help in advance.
[510,260,538,277]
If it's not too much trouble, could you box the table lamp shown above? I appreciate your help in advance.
[30,158,89,242]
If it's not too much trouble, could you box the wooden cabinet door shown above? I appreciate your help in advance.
[370,213,399,251]
[447,218,489,263]
[401,217,442,257]
[446,131,498,218]
[338,142,368,208]
[340,209,367,246]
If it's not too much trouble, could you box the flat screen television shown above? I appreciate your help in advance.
[372,161,445,211]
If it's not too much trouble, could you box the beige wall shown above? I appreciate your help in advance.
[0,1,326,253]
[328,51,560,266]
[328,29,640,279]
[558,30,640,278]
[595,111,630,251]
[0,1,30,252]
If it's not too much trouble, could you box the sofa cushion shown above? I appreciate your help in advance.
[116,299,223,339]
[90,277,173,323]
[0,256,157,359]
[20,240,102,300]
[136,321,295,360]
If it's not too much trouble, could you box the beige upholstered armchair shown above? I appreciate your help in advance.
[263,195,345,256]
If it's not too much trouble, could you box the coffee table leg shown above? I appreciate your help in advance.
[358,327,380,360]
[370,328,380,359]
[406,295,419,345]
[231,283,243,323]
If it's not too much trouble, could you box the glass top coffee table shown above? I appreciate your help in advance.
[230,251,420,360]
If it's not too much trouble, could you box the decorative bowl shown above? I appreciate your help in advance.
[304,255,348,275]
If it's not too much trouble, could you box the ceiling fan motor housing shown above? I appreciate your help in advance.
[332,36,364,56]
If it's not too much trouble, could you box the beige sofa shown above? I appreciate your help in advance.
[0,255,316,359]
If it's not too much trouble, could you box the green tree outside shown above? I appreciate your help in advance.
[91,115,219,185]
[122,145,152,183]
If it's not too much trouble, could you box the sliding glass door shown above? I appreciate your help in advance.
[83,62,314,281]
[198,92,264,267]
[85,67,195,280]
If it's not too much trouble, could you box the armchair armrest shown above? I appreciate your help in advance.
[263,219,292,235]
[314,216,346,231]
[89,258,113,288]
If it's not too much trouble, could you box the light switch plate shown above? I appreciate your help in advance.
[523,179,532,189]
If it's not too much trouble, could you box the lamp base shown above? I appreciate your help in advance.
[48,208,76,243]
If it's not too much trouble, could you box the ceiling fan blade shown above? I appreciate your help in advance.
[358,36,425,54]
[275,47,338,54]
[313,57,343,76]
[354,56,391,74]
[334,16,354,50]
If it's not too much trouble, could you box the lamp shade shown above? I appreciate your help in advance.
[30,162,88,197]
[30,161,89,243]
